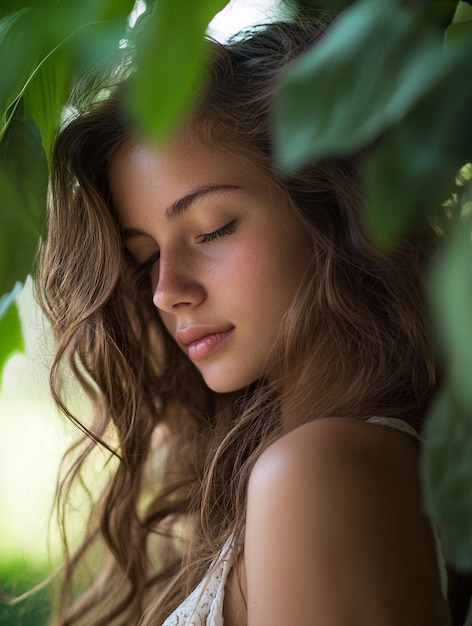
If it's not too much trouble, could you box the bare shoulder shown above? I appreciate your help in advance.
[244,418,449,626]
[248,417,420,503]
[246,417,425,563]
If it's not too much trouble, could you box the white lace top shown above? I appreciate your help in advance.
[161,535,238,626]
[162,417,470,626]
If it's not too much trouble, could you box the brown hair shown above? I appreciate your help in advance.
[36,18,439,625]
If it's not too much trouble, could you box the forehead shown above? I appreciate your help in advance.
[108,134,276,225]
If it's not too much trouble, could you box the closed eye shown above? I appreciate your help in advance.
[138,251,160,273]
[197,221,236,244]
[134,220,236,274]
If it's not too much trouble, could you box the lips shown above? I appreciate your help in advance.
[176,325,234,361]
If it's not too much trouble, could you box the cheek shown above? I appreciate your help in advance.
[204,239,263,294]
[281,225,311,287]
[228,247,300,324]
[224,243,269,299]
[245,229,307,297]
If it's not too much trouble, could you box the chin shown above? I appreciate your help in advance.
[203,378,248,394]
[200,367,260,395]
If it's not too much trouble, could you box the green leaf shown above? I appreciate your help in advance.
[0,104,48,294]
[69,19,130,77]
[94,0,136,21]
[422,386,472,570]
[15,0,134,113]
[445,17,472,47]
[0,282,24,374]
[421,214,472,570]
[432,216,472,408]
[0,0,39,20]
[273,0,447,170]
[363,41,472,245]
[126,0,229,142]
[23,45,73,165]
[454,0,472,21]
[30,0,132,80]
[0,8,42,125]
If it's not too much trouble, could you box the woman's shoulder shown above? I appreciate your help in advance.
[243,417,447,625]
[249,416,420,494]
[246,416,423,539]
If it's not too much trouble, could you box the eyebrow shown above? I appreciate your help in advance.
[122,184,240,241]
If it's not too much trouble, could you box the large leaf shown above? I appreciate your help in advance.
[0,104,48,295]
[363,40,472,245]
[126,0,229,142]
[273,0,447,169]
[454,0,472,21]
[0,8,42,126]
[422,387,472,570]
[31,0,133,82]
[0,282,24,374]
[23,45,73,165]
[0,0,43,20]
[422,214,472,570]
[2,0,135,135]
[0,1,135,295]
[433,215,472,408]
[93,0,136,21]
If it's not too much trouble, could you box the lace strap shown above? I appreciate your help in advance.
[366,416,423,444]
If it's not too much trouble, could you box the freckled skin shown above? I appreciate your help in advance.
[110,136,311,393]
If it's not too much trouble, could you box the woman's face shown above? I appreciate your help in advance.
[110,135,311,393]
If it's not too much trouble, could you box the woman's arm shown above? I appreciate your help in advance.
[244,418,450,626]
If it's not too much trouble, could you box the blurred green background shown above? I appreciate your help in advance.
[0,281,70,625]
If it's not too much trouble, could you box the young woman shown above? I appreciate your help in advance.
[36,18,456,626]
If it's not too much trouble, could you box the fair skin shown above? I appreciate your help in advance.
[110,134,311,393]
[231,418,451,626]
[110,135,449,625]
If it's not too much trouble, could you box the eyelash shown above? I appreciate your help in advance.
[197,221,236,244]
[138,252,160,273]
[137,221,236,273]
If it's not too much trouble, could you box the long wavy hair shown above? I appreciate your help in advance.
[35,18,439,626]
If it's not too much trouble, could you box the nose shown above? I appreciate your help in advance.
[152,250,205,313]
